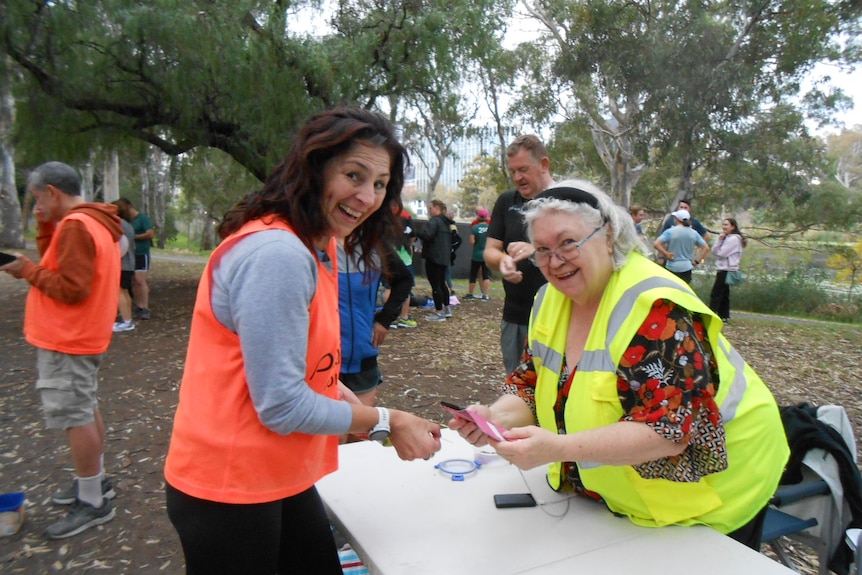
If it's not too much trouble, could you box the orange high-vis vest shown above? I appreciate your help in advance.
[24,212,120,355]
[164,218,341,504]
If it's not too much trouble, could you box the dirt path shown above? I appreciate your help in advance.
[0,255,859,574]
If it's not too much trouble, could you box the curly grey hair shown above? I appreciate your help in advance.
[521,179,648,270]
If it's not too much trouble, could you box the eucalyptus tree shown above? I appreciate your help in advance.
[520,0,650,207]
[827,127,862,190]
[1,0,510,184]
[0,56,24,248]
[518,0,860,218]
[329,0,514,200]
[177,147,261,250]
[473,41,522,188]
[400,92,473,200]
[457,152,509,212]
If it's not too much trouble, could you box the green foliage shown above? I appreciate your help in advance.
[517,0,858,225]
[2,0,511,181]
[826,128,862,190]
[457,153,508,213]
[692,256,860,324]
[547,121,606,183]
[827,240,862,299]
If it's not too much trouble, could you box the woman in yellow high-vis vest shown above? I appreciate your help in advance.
[449,180,788,549]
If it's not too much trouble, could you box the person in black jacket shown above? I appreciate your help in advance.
[418,199,453,321]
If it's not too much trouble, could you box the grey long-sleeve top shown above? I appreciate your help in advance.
[210,229,353,436]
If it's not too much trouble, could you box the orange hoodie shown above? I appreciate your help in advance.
[22,203,123,354]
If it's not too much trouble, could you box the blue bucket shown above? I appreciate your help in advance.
[0,492,24,512]
[0,492,25,537]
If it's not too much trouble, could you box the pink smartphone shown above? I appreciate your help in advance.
[440,401,508,442]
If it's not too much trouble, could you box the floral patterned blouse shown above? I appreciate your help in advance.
[500,299,728,489]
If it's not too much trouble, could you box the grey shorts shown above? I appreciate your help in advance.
[36,348,103,429]
[340,365,383,395]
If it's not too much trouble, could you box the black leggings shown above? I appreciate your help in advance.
[166,482,343,575]
[709,271,731,320]
[425,261,450,310]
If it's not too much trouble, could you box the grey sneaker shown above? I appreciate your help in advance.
[443,308,453,318]
[52,476,116,505]
[424,312,447,322]
[112,320,135,333]
[44,498,115,539]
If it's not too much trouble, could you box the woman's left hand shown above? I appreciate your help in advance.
[371,322,389,348]
[492,426,563,470]
[338,381,362,405]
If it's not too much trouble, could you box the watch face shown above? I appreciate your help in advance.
[369,429,390,442]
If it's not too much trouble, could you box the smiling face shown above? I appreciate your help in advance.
[507,148,551,200]
[320,143,391,245]
[721,219,733,234]
[530,210,614,306]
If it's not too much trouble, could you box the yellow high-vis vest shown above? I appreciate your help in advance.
[529,253,788,533]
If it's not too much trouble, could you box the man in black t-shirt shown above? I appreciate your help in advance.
[484,135,554,375]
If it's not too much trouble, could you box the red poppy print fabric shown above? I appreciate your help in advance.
[499,299,728,484]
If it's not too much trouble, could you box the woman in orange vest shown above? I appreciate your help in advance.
[164,108,442,574]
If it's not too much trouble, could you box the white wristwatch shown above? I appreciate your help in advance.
[369,407,391,443]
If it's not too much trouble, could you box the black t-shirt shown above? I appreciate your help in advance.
[488,190,548,325]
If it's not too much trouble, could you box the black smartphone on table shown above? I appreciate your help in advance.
[494,493,537,508]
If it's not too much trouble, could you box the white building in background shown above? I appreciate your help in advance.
[405,127,517,200]
[408,198,428,218]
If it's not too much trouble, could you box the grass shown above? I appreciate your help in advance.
[154,231,861,324]
[691,268,861,324]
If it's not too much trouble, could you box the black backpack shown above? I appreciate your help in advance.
[449,224,462,263]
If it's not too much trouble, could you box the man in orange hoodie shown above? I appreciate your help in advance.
[0,161,122,539]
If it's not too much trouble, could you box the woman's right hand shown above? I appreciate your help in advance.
[448,404,496,447]
[498,255,523,284]
[389,411,442,461]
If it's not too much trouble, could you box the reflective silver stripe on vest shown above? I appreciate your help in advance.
[536,276,746,423]
[530,285,564,374]
[580,277,695,373]
[715,338,746,422]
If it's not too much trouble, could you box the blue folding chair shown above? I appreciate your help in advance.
[762,480,832,572]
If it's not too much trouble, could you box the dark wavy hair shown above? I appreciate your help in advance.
[725,217,748,248]
[219,107,409,270]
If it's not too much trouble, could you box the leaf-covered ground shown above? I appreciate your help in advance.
[1,255,859,574]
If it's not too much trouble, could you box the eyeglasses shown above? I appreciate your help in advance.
[528,224,605,267]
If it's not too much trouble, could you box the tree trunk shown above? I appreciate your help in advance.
[0,60,24,249]
[673,140,695,211]
[103,150,120,203]
[81,159,95,202]
[426,149,447,200]
[588,116,645,208]
[200,208,215,251]
[141,147,170,249]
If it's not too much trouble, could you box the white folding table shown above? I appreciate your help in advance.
[318,429,794,574]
